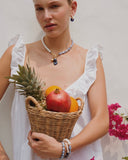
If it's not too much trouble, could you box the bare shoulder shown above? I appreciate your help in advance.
[74,43,88,55]
[75,44,103,67]
[0,45,15,100]
[74,43,88,64]
[26,40,41,54]
[0,44,15,67]
[0,44,14,74]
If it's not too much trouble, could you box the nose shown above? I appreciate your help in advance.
[43,9,52,22]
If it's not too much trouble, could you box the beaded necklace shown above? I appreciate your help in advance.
[41,36,74,65]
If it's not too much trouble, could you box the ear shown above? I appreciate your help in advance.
[70,1,77,17]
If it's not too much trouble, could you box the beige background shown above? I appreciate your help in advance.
[0,0,128,159]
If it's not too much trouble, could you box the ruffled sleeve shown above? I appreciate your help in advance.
[8,34,26,82]
[83,44,103,94]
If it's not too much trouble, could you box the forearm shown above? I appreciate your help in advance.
[70,115,109,152]
[0,142,9,160]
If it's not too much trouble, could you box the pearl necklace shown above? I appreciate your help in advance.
[41,36,74,65]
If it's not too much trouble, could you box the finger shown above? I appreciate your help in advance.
[27,130,32,140]
[31,132,47,141]
[27,131,35,146]
[27,134,32,143]
[28,137,37,148]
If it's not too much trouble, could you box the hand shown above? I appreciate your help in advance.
[27,131,62,159]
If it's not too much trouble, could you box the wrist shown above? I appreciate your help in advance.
[63,139,71,158]
[54,142,62,159]
[69,137,78,152]
[58,139,72,159]
[60,142,65,159]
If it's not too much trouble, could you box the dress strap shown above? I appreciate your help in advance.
[83,44,103,94]
[9,35,26,82]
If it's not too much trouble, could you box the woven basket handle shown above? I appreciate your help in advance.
[25,96,42,111]
[76,97,84,111]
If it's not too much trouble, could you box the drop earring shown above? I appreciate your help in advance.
[70,16,74,22]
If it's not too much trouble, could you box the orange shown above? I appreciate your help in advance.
[45,85,62,97]
[69,97,79,112]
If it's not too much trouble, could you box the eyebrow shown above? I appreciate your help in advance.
[48,0,60,4]
[34,0,60,6]
[34,4,41,7]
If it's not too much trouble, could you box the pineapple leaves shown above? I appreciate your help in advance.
[8,64,46,103]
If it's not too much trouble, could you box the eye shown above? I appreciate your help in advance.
[50,4,59,9]
[36,7,44,11]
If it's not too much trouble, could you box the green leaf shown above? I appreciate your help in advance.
[122,157,128,160]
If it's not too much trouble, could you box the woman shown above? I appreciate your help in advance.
[0,0,109,159]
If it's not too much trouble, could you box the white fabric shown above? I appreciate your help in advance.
[101,134,128,160]
[9,35,103,160]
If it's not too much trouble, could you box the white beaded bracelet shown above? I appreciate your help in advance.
[60,142,65,159]
[64,142,69,154]
[63,138,71,146]
[63,139,72,158]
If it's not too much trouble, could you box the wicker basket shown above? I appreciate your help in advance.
[25,96,84,142]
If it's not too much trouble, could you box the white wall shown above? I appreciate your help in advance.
[0,0,128,159]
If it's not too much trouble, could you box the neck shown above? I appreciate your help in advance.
[43,30,72,54]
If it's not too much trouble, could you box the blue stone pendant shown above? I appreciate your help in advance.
[51,58,58,65]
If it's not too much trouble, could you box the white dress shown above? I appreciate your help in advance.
[9,35,104,160]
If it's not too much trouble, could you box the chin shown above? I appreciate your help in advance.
[45,31,62,39]
[45,28,68,39]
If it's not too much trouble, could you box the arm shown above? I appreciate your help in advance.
[0,142,9,160]
[0,45,14,101]
[70,55,109,151]
[27,55,109,158]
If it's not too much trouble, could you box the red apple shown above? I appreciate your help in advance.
[46,89,71,112]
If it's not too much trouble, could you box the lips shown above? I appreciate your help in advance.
[44,23,57,29]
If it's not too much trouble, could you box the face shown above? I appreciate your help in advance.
[33,0,76,38]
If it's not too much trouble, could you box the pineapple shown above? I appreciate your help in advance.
[8,63,46,108]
